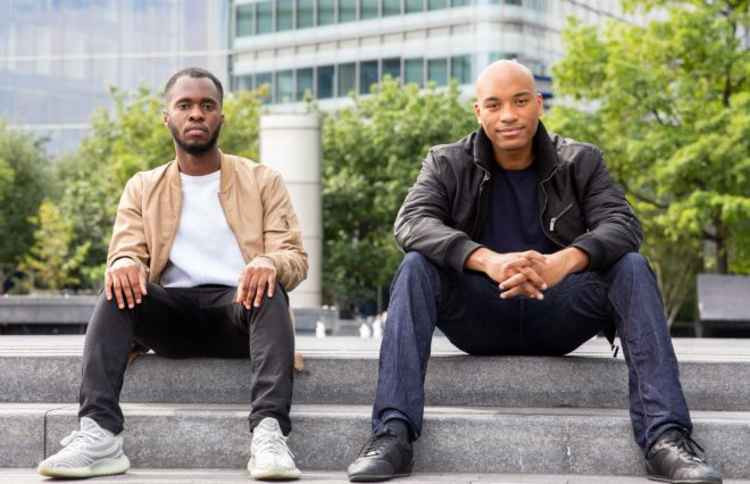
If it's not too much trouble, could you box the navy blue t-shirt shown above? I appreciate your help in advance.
[478,164,558,254]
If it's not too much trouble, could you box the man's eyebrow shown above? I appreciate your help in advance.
[172,96,218,104]
[512,91,534,97]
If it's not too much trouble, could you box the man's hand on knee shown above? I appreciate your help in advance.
[235,257,278,310]
[105,258,148,310]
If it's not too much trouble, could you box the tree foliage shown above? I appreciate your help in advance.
[546,0,750,321]
[0,122,50,281]
[320,78,476,311]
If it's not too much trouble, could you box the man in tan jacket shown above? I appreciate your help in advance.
[38,67,308,481]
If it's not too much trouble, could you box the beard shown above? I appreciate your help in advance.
[169,120,222,155]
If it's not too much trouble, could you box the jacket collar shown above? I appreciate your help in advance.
[467,121,559,180]
[166,149,234,193]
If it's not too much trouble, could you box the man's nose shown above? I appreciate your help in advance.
[499,105,518,123]
[188,106,204,121]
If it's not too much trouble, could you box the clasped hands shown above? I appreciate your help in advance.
[474,247,587,300]
[105,257,277,310]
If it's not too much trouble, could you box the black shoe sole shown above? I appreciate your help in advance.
[647,475,722,484]
[348,471,412,482]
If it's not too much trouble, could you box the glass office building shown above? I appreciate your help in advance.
[229,0,640,106]
[0,0,229,154]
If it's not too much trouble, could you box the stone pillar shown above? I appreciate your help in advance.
[260,114,321,308]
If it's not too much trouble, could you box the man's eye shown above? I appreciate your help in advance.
[202,103,215,111]
[177,103,189,110]
[486,103,498,109]
[516,98,529,106]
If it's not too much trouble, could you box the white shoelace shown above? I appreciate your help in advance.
[60,428,102,450]
[254,431,296,459]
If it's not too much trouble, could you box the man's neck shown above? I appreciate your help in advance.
[176,148,221,176]
[493,145,533,171]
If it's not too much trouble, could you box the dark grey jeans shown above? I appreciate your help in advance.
[372,252,692,452]
[78,283,295,435]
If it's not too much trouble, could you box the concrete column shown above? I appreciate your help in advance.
[260,114,321,308]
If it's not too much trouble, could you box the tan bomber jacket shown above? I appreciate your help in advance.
[106,151,308,290]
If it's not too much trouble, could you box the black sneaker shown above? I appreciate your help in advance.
[646,429,722,484]
[347,428,414,482]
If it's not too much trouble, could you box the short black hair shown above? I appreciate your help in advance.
[164,67,224,104]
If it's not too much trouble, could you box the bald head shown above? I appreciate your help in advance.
[475,60,537,99]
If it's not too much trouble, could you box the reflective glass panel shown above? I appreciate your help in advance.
[339,0,357,22]
[317,65,335,98]
[297,67,314,100]
[360,60,378,94]
[277,70,295,102]
[405,0,423,13]
[428,58,448,86]
[428,0,447,9]
[277,0,294,31]
[318,0,336,24]
[404,58,423,87]
[338,62,356,96]
[298,0,315,28]
[256,72,273,103]
[383,0,401,15]
[360,0,379,19]
[450,55,471,84]
[382,58,401,82]
[236,4,254,36]
[256,1,273,34]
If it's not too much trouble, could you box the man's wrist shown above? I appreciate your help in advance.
[562,246,589,274]
[464,247,492,273]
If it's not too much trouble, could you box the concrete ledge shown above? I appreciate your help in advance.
[0,404,63,467]
[2,348,749,411]
[37,404,749,477]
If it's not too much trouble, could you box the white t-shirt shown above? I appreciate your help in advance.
[160,170,247,288]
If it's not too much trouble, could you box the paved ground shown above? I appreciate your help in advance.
[2,335,750,361]
[2,469,749,484]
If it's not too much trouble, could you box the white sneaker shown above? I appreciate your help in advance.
[37,416,130,478]
[247,417,301,480]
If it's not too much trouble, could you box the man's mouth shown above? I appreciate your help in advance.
[185,127,208,136]
[497,127,524,136]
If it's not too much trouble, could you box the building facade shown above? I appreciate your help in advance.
[0,0,229,154]
[229,0,640,106]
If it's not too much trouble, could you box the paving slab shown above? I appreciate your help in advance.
[2,336,749,410]
[37,404,749,478]
[4,468,750,484]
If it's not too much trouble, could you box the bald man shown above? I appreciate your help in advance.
[347,61,721,484]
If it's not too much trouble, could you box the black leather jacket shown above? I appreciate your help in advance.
[394,122,643,272]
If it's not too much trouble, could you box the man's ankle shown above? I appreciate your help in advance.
[384,419,411,442]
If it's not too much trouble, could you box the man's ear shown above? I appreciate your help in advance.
[162,110,169,127]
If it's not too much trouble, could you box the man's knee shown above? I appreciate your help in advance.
[611,252,651,276]
[398,252,438,278]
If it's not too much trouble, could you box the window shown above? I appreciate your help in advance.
[276,70,295,102]
[298,0,315,28]
[383,0,401,16]
[404,58,423,86]
[451,0,469,6]
[256,1,273,34]
[317,65,335,98]
[338,62,356,96]
[360,60,379,94]
[318,0,336,24]
[428,0,447,9]
[382,57,401,82]
[405,0,423,13]
[428,58,448,86]
[297,68,314,100]
[256,72,273,103]
[360,0,379,19]
[450,55,471,84]
[339,0,357,22]
[235,74,254,91]
[277,0,294,31]
[504,0,522,4]
[236,4,254,36]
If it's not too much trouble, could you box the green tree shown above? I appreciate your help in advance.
[21,200,89,291]
[546,0,750,322]
[54,87,266,289]
[320,78,476,311]
[0,122,50,282]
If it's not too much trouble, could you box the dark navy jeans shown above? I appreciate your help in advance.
[372,251,692,452]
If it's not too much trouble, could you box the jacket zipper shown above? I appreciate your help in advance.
[471,170,492,238]
[549,202,574,232]
[538,168,565,248]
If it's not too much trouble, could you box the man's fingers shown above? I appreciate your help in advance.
[244,273,259,309]
[519,266,547,290]
[120,276,135,309]
[501,281,544,300]
[140,269,148,296]
[104,272,113,301]
[126,271,143,304]
[112,276,125,309]
[253,278,267,307]
[267,272,276,298]
[499,272,527,290]
[522,250,546,264]
[235,271,249,304]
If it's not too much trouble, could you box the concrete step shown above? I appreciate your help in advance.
[3,403,748,478]
[2,336,750,411]
[6,468,750,484]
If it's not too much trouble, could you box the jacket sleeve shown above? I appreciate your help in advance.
[570,149,643,270]
[106,174,150,271]
[394,149,483,272]
[259,169,309,291]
